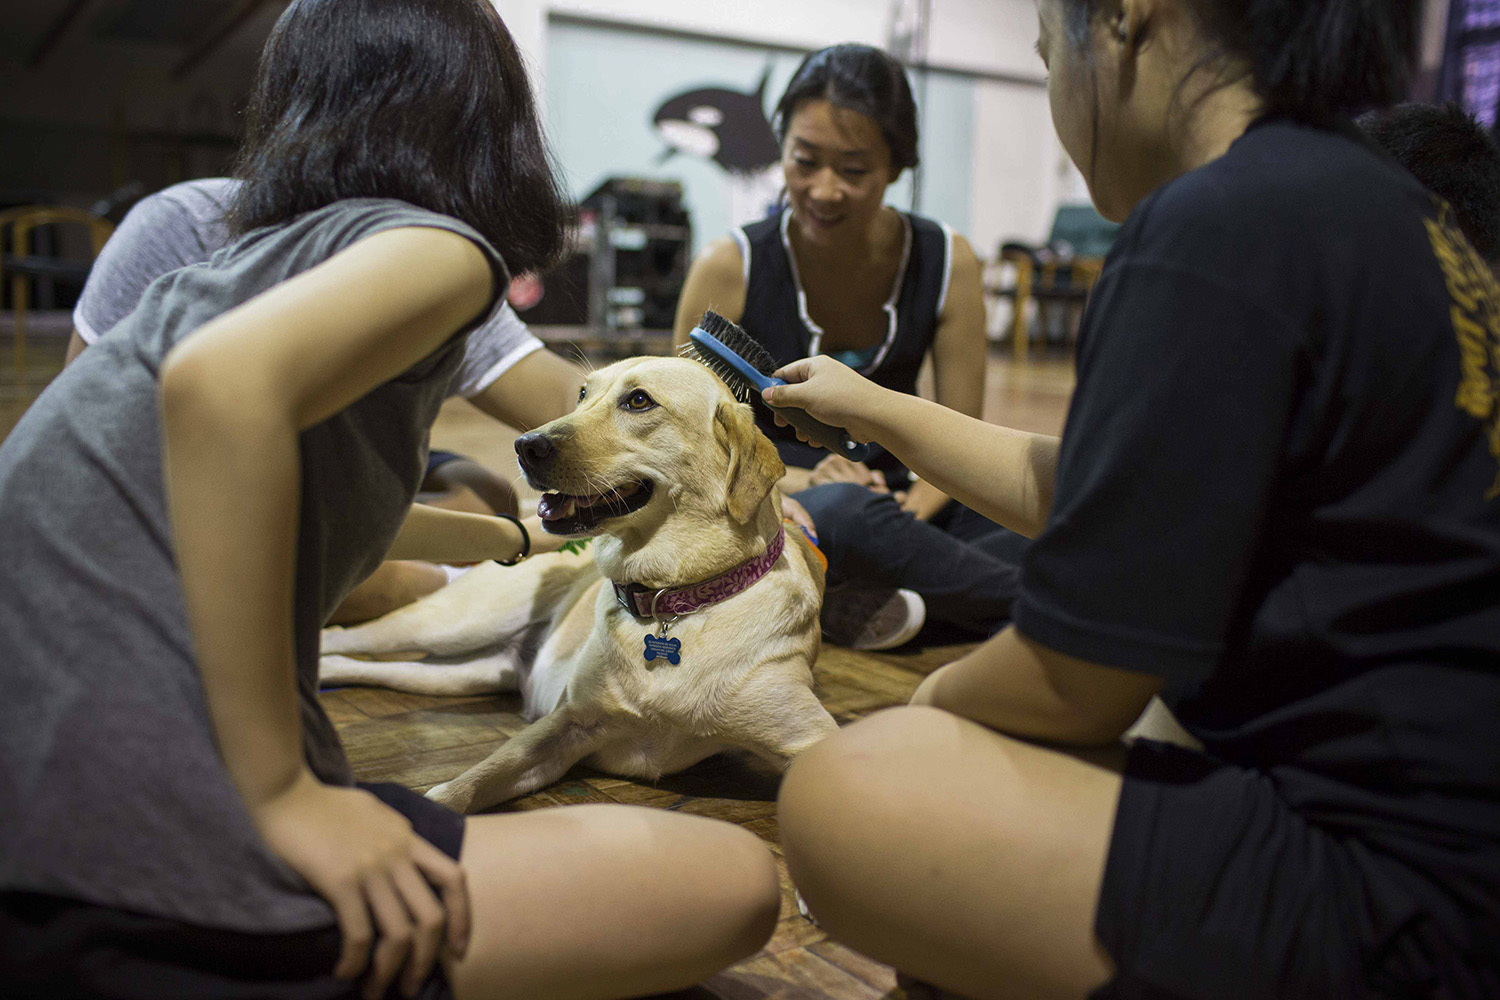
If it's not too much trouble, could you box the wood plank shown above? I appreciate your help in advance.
[702,948,891,1000]
[335,702,511,760]
[763,915,829,960]
[326,685,514,719]
[317,689,368,725]
[739,816,781,846]
[806,942,901,993]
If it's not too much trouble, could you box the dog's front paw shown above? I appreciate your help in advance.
[318,625,349,653]
[426,780,471,814]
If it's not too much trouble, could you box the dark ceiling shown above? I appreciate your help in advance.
[2,0,291,79]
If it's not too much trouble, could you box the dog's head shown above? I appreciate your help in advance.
[517,357,784,543]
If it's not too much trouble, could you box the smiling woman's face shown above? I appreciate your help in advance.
[780,97,896,248]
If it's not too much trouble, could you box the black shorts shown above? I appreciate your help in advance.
[1092,741,1497,1000]
[0,783,465,1000]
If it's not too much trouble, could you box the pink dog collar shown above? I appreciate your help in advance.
[613,527,786,623]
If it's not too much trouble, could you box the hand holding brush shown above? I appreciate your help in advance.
[758,355,890,449]
[683,310,872,461]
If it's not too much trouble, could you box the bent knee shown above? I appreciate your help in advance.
[655,811,779,922]
[779,706,1046,852]
[719,826,781,957]
[781,706,947,835]
[662,816,779,962]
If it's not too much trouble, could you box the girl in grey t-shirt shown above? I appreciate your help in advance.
[0,2,778,998]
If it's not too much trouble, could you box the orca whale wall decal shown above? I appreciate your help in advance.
[652,67,780,175]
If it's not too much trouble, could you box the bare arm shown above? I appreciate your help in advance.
[930,234,987,420]
[386,503,528,564]
[672,235,747,349]
[901,233,988,521]
[162,225,491,803]
[160,225,484,983]
[465,346,583,430]
[764,358,1059,538]
[911,626,1162,746]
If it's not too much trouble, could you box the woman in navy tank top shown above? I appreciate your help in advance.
[674,44,1026,650]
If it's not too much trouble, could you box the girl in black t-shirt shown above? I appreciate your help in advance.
[772,2,1500,998]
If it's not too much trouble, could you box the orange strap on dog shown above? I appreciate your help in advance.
[786,518,828,573]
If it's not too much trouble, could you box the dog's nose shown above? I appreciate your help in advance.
[515,431,556,472]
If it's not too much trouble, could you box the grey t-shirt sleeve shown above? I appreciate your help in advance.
[73,179,236,343]
[447,301,545,397]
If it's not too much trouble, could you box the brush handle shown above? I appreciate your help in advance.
[766,402,870,462]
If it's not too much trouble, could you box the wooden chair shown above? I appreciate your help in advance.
[986,204,1117,362]
[1,205,114,372]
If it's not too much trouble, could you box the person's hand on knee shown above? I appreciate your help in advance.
[250,772,471,998]
[781,495,819,544]
[808,454,888,493]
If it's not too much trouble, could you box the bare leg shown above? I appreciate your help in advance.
[327,560,449,625]
[448,805,780,1000]
[777,705,1126,1000]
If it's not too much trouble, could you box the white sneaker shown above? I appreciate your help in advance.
[821,586,926,651]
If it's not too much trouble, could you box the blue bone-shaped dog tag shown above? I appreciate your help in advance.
[642,634,681,665]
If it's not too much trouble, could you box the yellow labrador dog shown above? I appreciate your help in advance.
[319,356,837,813]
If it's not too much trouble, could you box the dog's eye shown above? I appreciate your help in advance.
[621,389,656,412]
[577,386,586,402]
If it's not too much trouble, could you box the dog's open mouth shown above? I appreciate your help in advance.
[535,478,654,534]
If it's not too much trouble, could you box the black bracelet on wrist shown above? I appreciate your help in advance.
[493,512,530,566]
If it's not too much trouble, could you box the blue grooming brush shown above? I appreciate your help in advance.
[686,310,870,462]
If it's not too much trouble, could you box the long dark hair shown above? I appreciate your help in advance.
[1060,0,1418,122]
[228,0,569,275]
[1359,102,1500,261]
[773,43,920,175]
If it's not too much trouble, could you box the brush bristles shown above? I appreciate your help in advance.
[678,342,754,403]
[680,310,778,405]
[697,311,777,374]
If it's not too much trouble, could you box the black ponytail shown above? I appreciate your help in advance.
[1061,0,1418,121]
[1208,0,1419,120]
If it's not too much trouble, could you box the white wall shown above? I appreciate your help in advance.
[971,82,1063,256]
[495,0,1064,252]
[928,0,1047,77]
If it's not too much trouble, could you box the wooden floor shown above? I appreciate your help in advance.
[1,312,1077,1000]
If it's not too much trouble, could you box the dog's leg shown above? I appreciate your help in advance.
[319,651,518,697]
[426,707,615,814]
[321,552,592,658]
[720,675,840,770]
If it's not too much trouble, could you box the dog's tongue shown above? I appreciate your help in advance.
[538,482,642,521]
[537,492,577,522]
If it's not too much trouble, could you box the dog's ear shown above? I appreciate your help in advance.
[715,399,785,524]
